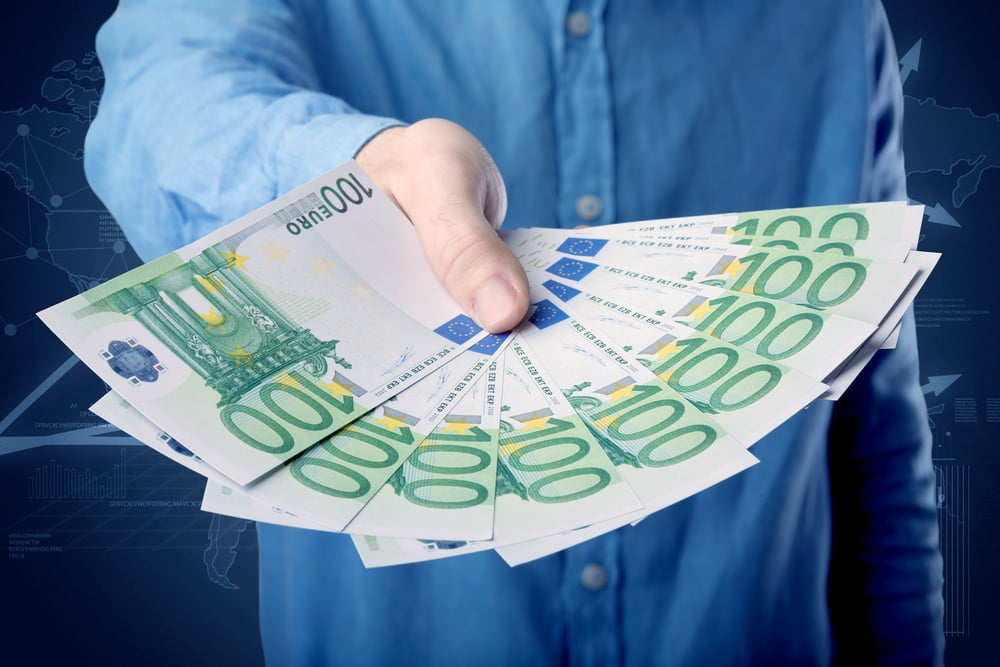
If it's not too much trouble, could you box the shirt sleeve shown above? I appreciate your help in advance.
[84,0,403,261]
[826,2,944,664]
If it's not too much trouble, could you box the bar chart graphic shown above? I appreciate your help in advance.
[28,448,126,500]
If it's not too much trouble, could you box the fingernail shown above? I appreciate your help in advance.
[472,276,518,332]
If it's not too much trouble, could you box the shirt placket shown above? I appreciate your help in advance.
[545,1,623,664]
[551,0,616,229]
[561,526,624,666]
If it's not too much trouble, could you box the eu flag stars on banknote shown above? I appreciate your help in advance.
[41,163,939,567]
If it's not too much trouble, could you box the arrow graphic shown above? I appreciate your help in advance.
[0,356,80,436]
[922,374,961,397]
[0,356,142,456]
[900,38,922,86]
[909,199,960,227]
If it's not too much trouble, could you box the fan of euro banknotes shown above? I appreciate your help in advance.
[38,162,938,568]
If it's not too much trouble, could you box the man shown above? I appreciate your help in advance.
[85,0,943,663]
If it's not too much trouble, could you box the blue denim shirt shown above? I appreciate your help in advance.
[86,1,943,664]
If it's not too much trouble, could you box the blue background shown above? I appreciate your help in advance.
[1,1,997,664]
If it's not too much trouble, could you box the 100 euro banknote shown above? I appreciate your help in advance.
[345,360,503,540]
[39,162,487,484]
[553,201,921,249]
[508,230,917,328]
[517,249,876,383]
[97,334,506,531]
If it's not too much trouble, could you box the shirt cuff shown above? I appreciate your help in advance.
[275,113,406,193]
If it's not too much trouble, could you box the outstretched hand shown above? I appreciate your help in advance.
[356,118,529,334]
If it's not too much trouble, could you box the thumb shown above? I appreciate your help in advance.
[410,184,529,333]
[357,119,529,333]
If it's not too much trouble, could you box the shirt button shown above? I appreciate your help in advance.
[580,563,608,591]
[566,11,592,37]
[575,194,603,221]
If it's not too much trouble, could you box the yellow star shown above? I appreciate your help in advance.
[273,371,302,391]
[221,246,251,272]
[441,417,476,435]
[227,344,253,364]
[351,282,374,300]
[499,442,526,458]
[374,413,409,432]
[738,282,757,295]
[520,413,551,432]
[724,227,746,236]
[195,275,225,293]
[261,239,290,263]
[590,414,619,430]
[321,379,355,399]
[721,258,744,278]
[306,252,336,275]
[606,383,636,403]
[198,306,226,331]
[687,300,714,321]
[657,368,675,382]
[653,339,682,361]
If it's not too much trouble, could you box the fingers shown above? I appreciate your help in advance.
[356,119,529,333]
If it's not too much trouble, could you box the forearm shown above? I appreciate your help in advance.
[85,0,400,260]
[826,4,944,661]
[827,309,944,664]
